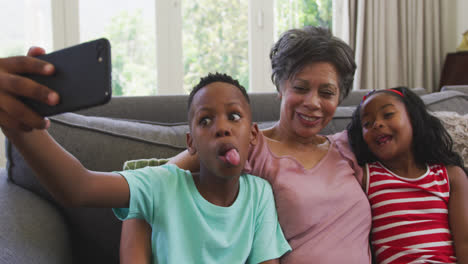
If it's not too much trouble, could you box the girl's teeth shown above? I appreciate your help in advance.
[300,114,318,121]
[377,136,390,144]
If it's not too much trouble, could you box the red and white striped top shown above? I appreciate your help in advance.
[366,162,456,264]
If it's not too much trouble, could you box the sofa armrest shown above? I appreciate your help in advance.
[441,85,468,94]
[0,169,72,264]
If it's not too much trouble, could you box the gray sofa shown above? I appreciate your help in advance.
[0,87,466,264]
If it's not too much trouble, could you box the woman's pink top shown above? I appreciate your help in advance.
[244,130,372,264]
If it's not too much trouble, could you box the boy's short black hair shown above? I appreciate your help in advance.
[187,73,250,124]
[347,87,465,171]
[188,72,250,110]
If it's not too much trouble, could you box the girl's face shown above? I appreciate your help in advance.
[278,62,340,140]
[360,93,414,163]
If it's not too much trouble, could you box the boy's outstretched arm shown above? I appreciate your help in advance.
[4,128,130,208]
[448,165,468,264]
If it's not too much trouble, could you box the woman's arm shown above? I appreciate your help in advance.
[167,149,200,172]
[120,219,152,264]
[119,149,200,261]
[169,122,260,172]
[447,165,468,264]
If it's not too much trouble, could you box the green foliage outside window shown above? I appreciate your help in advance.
[103,0,332,96]
[182,0,249,93]
[104,10,157,96]
[275,0,332,37]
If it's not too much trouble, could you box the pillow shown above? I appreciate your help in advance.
[431,111,468,168]
[123,158,169,170]
[51,112,190,148]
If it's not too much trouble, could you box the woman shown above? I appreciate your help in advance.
[122,26,372,263]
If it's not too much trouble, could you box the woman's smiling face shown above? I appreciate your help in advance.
[278,62,340,139]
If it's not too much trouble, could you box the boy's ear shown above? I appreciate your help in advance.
[186,132,197,155]
[249,123,259,146]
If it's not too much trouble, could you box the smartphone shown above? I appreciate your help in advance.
[21,38,112,116]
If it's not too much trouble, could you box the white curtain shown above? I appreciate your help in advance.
[333,0,444,92]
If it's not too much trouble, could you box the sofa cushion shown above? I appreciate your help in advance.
[422,91,468,115]
[0,170,72,264]
[431,111,468,167]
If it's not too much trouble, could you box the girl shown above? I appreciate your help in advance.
[347,87,468,264]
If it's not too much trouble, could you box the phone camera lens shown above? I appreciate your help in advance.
[96,40,105,62]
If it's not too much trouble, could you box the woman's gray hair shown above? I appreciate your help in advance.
[270,26,356,102]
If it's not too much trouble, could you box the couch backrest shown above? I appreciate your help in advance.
[77,93,282,123]
[441,85,468,94]
[77,88,428,123]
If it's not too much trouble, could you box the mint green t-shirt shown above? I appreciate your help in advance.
[113,164,291,264]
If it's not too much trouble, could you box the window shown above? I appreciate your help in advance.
[275,0,332,39]
[79,0,157,96]
[1,0,332,95]
[0,0,52,57]
[182,0,249,92]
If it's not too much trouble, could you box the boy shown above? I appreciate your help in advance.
[3,72,291,263]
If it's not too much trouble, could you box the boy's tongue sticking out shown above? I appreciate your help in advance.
[218,143,241,166]
[225,148,240,166]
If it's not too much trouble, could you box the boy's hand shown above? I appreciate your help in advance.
[0,47,59,132]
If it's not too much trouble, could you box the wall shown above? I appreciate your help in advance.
[442,0,468,55]
[456,0,468,47]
